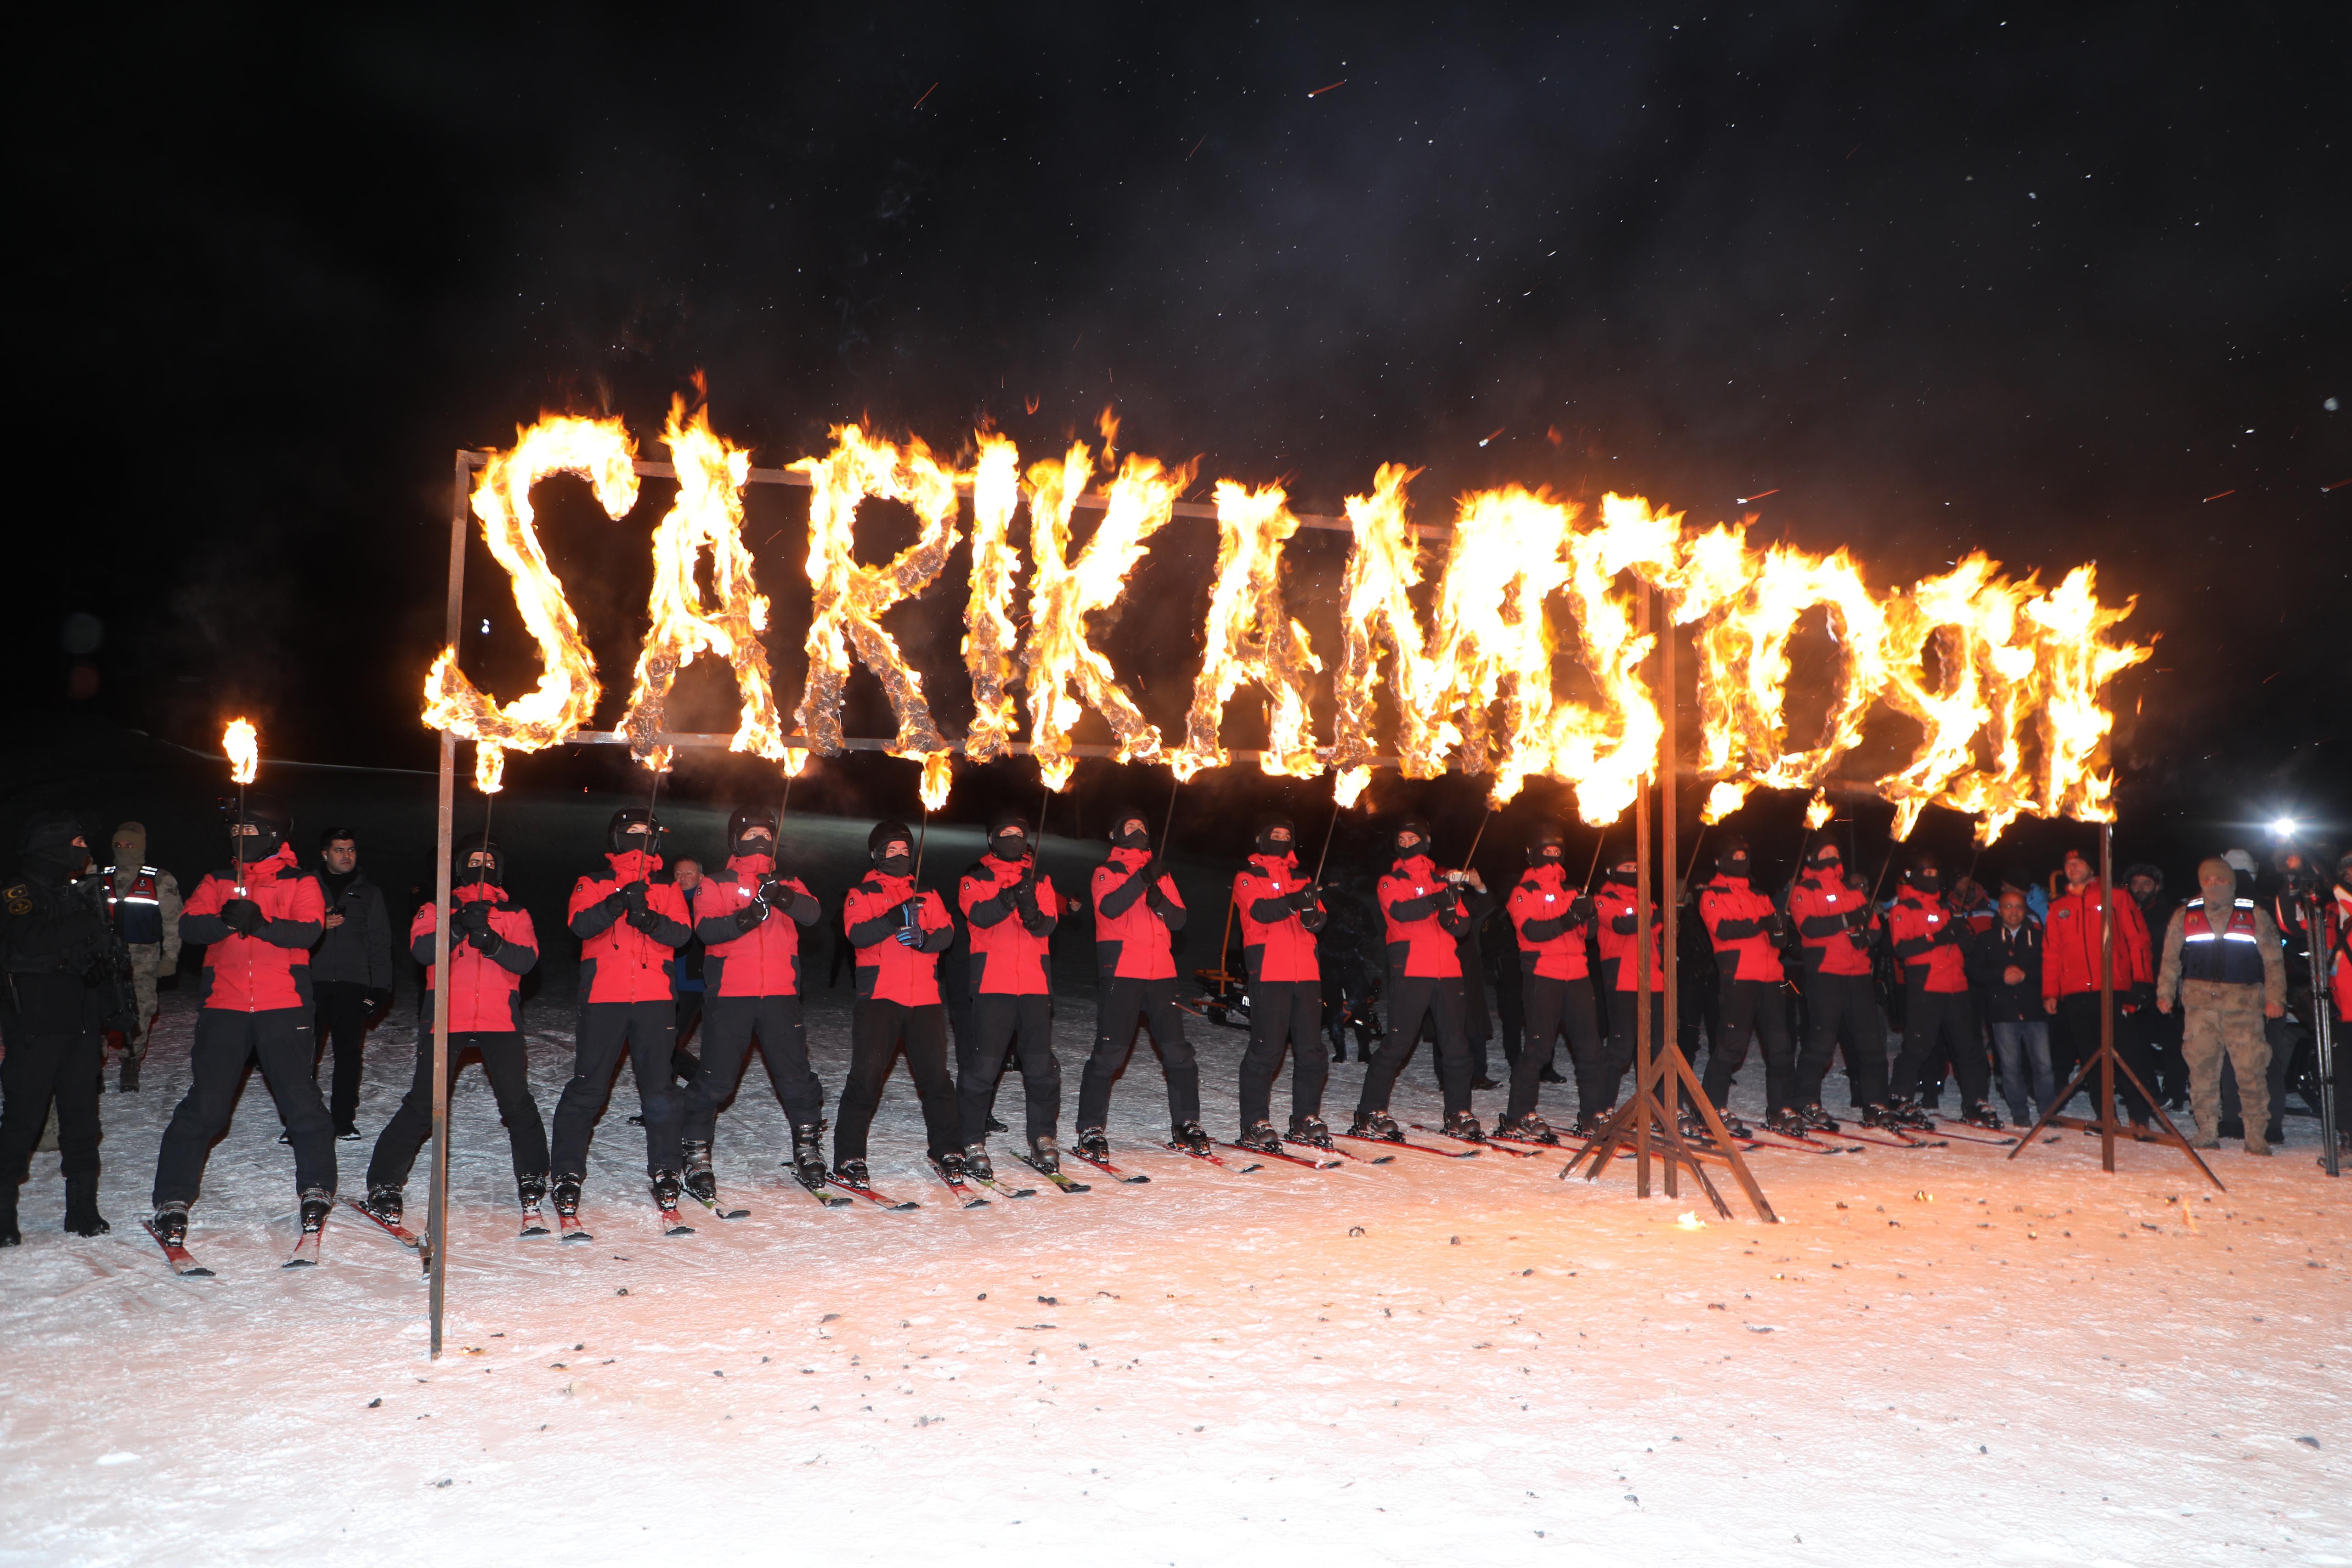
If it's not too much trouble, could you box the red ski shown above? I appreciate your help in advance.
[141,1218,214,1278]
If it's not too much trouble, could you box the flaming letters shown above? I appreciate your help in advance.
[1173,481,1323,781]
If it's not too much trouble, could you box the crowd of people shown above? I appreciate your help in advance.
[1,793,2346,1249]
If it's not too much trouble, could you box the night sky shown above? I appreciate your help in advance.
[17,5,2348,861]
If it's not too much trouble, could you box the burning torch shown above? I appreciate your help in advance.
[223,718,259,894]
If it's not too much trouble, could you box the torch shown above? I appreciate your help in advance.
[222,718,259,895]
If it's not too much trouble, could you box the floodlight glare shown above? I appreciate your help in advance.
[2269,816,2300,838]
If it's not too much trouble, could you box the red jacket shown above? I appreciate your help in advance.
[1888,890,1969,993]
[180,844,325,1012]
[1378,854,1467,978]
[844,871,953,1005]
[2044,879,2154,1001]
[2329,892,2352,1021]
[1507,863,1590,981]
[1093,847,1185,981]
[1788,872,1877,979]
[567,851,693,1004]
[1594,879,1664,992]
[960,856,1058,996]
[1698,874,1785,984]
[413,885,537,1032]
[691,853,819,998]
[1233,852,1323,983]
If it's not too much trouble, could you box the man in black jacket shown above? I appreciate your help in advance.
[1967,887,2052,1125]
[310,827,395,1139]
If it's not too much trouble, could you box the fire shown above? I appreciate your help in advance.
[960,431,1024,764]
[2023,565,2148,824]
[614,395,793,777]
[1877,554,2029,841]
[423,414,639,792]
[1022,440,1193,790]
[221,718,258,785]
[1417,485,1574,802]
[1803,788,1832,831]
[790,424,962,795]
[1329,464,1444,805]
[1545,493,1677,822]
[1173,481,1323,780]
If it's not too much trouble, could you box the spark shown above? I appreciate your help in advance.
[1307,79,1346,98]
[1736,488,1779,502]
[912,82,937,110]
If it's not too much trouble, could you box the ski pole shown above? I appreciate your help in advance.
[1310,800,1342,886]
[912,802,930,887]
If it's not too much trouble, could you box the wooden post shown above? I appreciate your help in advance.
[1634,592,1653,1198]
[2099,820,2115,1174]
[1658,585,1679,1200]
[428,452,469,1358]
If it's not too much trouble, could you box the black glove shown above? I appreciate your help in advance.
[757,874,792,908]
[469,926,505,957]
[454,902,493,938]
[734,899,770,934]
[625,905,664,934]
[599,887,629,918]
[363,986,394,1010]
[1933,919,1965,946]
[1567,895,1596,926]
[1289,883,1322,911]
[1763,910,1790,940]
[2128,980,2156,1013]
[892,924,924,948]
[620,880,651,915]
[1141,857,1166,886]
[220,898,265,937]
[1842,906,1871,932]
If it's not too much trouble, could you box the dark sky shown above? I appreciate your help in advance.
[17,3,2349,851]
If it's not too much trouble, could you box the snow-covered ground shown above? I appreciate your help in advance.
[5,891,2348,1564]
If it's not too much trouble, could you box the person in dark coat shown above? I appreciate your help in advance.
[1966,886,2051,1125]
[309,827,395,1139]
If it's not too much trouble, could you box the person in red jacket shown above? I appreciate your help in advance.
[1351,817,1482,1144]
[1233,816,1328,1152]
[956,812,1063,1179]
[1077,805,1205,1156]
[1593,843,1666,1116]
[834,818,959,1187]
[1695,835,1787,1138]
[149,795,332,1246]
[363,833,547,1226]
[2042,844,2158,1134]
[551,808,695,1223]
[1885,855,2000,1129]
[1786,833,1890,1122]
[1502,821,1599,1141]
[682,806,825,1200]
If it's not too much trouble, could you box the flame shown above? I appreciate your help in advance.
[1544,493,1677,823]
[1329,464,1444,803]
[1022,441,1193,790]
[2024,565,2149,824]
[222,718,258,785]
[919,750,954,812]
[1877,554,2028,841]
[960,431,1024,764]
[1173,481,1323,780]
[614,395,792,777]
[1417,485,1575,803]
[1674,1210,1707,1230]
[1803,788,1832,830]
[790,426,962,787]
[423,415,639,790]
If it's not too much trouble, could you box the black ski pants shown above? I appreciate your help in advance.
[1238,979,1325,1128]
[685,994,824,1140]
[1703,977,1797,1118]
[2054,993,2157,1124]
[959,992,1061,1149]
[835,999,959,1164]
[152,1007,334,1209]
[1891,987,1990,1108]
[312,978,376,1135]
[1079,976,1200,1132]
[368,1028,547,1190]
[1802,972,1888,1110]
[1358,972,1471,1117]
[551,999,684,1181]
[0,1027,102,1197]
[1603,985,1665,1108]
[1513,972,1602,1122]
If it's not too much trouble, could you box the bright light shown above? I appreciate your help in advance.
[2270,817,2300,838]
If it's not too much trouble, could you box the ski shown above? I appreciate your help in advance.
[791,1173,855,1209]
[653,1198,697,1236]
[1922,1122,2020,1147]
[928,1162,991,1209]
[1483,1129,1576,1154]
[968,1172,1040,1200]
[1060,1146,1151,1184]
[1410,1123,1538,1158]
[557,1212,592,1242]
[284,1216,324,1269]
[1747,1127,1864,1155]
[1162,1141,1258,1171]
[1293,1135,1392,1165]
[1843,1125,1947,1150]
[141,1218,214,1278]
[1220,1139,1341,1169]
[823,1175,920,1211]
[340,1196,424,1252]
[1334,1132,1481,1160]
[687,1190,751,1221]
[1010,1151,1094,1193]
[519,1200,549,1239]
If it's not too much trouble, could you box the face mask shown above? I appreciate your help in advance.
[1395,839,1423,859]
[1256,830,1294,856]
[877,852,912,877]
[1724,855,1750,878]
[1913,874,1942,895]
[457,859,496,886]
[1531,844,1564,865]
[1605,865,1637,887]
[1810,858,1841,878]
[991,832,1028,863]
[733,834,772,859]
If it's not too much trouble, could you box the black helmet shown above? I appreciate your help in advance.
[988,810,1030,862]
[1255,815,1297,857]
[869,818,914,863]
[1526,821,1567,867]
[1901,855,1943,894]
[1713,833,1752,877]
[17,808,89,883]
[1804,830,1843,869]
[1107,805,1151,850]
[229,793,291,860]
[454,830,504,886]
[727,806,778,857]
[1392,817,1432,857]
[607,807,665,857]
[1602,837,1638,885]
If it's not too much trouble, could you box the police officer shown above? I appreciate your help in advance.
[1,812,128,1244]
[102,821,180,1093]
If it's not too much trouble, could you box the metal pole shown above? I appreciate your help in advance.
[429,451,468,1356]
[1634,590,1653,1199]
[2099,821,2116,1174]
[1659,586,1679,1199]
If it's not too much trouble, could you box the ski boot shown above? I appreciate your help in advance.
[1171,1121,1214,1156]
[1766,1107,1812,1138]
[1348,1109,1404,1143]
[1287,1112,1334,1150]
[962,1142,996,1182]
[1442,1110,1488,1144]
[1715,1110,1754,1139]
[1573,1109,1607,1138]
[1860,1102,1906,1131]
[650,1170,685,1210]
[986,1116,1009,1134]
[681,1140,717,1203]
[553,1176,583,1220]
[518,1174,548,1226]
[63,1176,111,1238]
[150,1203,190,1249]
[1074,1127,1112,1162]
[1963,1102,2005,1131]
[0,1203,18,1247]
[1029,1135,1063,1176]
[1538,1064,1568,1084]
[1236,1120,1284,1155]
[1889,1096,1935,1132]
[929,1150,972,1183]
[299,1190,333,1236]
[119,1058,140,1093]
[1798,1102,1842,1134]
[789,1124,828,1190]
[364,1184,405,1226]
[831,1158,873,1191]
[1494,1111,1561,1145]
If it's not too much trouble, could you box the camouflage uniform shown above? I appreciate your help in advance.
[2158,887,2285,1153]
[105,822,182,1085]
